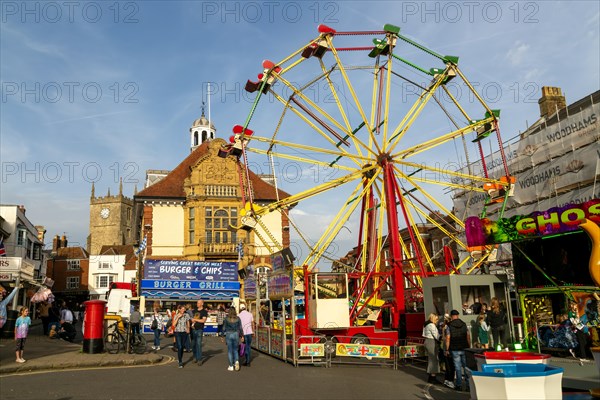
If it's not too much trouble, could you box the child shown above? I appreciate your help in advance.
[478,314,490,349]
[15,307,31,363]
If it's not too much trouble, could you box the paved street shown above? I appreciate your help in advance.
[0,323,468,400]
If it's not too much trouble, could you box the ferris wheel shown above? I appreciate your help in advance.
[225,24,514,322]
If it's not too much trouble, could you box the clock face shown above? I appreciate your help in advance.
[100,208,110,219]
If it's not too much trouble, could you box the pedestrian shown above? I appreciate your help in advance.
[130,305,142,337]
[172,305,191,368]
[477,314,490,349]
[37,300,51,335]
[217,304,226,341]
[166,308,177,351]
[487,297,507,350]
[15,307,31,363]
[191,299,208,365]
[568,302,591,359]
[238,303,254,366]
[0,286,19,329]
[445,309,471,392]
[438,314,456,389]
[223,307,244,371]
[59,301,76,342]
[150,307,164,351]
[184,303,194,352]
[422,313,440,384]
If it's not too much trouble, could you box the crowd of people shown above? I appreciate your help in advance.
[422,296,510,392]
[149,301,254,371]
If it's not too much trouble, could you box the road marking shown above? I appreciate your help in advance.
[0,356,176,377]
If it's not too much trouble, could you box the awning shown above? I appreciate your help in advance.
[142,290,239,300]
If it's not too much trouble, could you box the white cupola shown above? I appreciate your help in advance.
[189,103,216,152]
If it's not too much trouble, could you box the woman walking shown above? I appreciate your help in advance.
[172,305,191,368]
[223,307,244,371]
[151,307,164,351]
[422,313,440,384]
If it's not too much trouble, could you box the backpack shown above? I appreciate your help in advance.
[150,316,158,330]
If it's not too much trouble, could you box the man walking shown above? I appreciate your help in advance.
[191,300,208,365]
[238,303,254,366]
[445,309,471,392]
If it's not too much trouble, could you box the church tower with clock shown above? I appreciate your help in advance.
[87,179,135,254]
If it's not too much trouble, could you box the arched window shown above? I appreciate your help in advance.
[202,130,208,142]
[194,131,199,146]
[205,206,238,244]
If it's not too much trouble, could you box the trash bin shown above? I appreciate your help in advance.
[469,363,563,400]
[83,300,106,354]
[474,351,551,371]
[465,347,488,370]
[0,309,19,339]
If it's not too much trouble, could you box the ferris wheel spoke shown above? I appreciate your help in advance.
[248,136,372,164]
[248,147,357,173]
[266,88,376,163]
[380,53,394,146]
[385,70,450,153]
[252,166,377,220]
[273,73,354,142]
[401,194,468,251]
[324,35,384,155]
[394,159,504,191]
[392,165,465,229]
[317,59,365,160]
[303,171,380,269]
[391,116,496,160]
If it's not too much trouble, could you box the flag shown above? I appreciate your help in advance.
[236,241,244,260]
[135,236,147,255]
[0,237,6,257]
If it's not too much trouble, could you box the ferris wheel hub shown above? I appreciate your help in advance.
[376,152,393,166]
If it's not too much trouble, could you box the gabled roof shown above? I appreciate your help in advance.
[55,246,89,259]
[135,139,290,201]
[99,245,136,263]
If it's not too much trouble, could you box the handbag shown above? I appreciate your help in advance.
[150,317,158,330]
[239,342,245,357]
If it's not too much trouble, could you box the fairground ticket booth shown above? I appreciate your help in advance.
[246,249,301,363]
[466,199,600,351]
[140,259,241,333]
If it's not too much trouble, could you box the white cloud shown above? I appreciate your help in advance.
[506,41,530,66]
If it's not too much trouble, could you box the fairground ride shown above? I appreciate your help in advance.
[220,24,515,343]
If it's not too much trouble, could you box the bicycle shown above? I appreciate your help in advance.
[104,321,147,354]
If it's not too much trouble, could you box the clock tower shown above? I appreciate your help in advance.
[87,179,135,254]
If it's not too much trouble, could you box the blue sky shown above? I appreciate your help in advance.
[1,1,599,260]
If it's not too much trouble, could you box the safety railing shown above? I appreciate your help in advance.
[325,336,398,369]
[397,337,427,366]
[294,334,329,367]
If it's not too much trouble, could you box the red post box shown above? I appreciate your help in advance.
[83,300,106,354]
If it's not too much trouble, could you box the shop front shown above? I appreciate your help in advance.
[140,259,241,334]
[0,257,41,337]
[466,199,600,351]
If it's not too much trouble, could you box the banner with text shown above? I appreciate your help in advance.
[466,198,600,246]
[143,259,238,281]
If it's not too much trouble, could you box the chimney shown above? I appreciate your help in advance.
[538,86,566,119]
[35,225,46,243]
[17,205,26,215]
[60,235,68,248]
[52,235,60,252]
